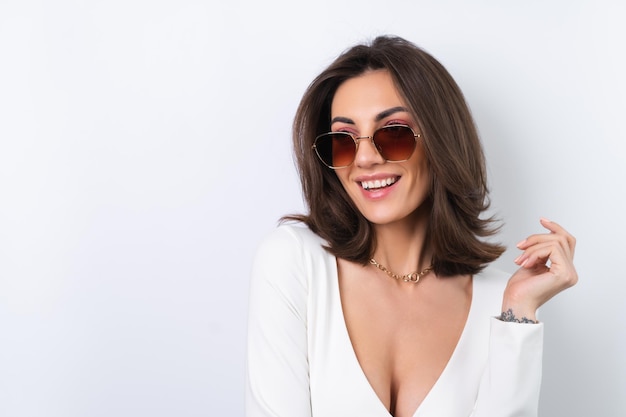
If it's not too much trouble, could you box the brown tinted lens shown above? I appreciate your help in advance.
[373,125,416,161]
[315,133,356,168]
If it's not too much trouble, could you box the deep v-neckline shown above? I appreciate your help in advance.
[331,257,476,417]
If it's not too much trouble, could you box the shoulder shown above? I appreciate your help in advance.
[255,222,327,260]
[249,223,334,321]
[251,223,329,288]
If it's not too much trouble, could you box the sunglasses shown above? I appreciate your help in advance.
[312,124,420,169]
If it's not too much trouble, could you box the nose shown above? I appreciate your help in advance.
[353,135,385,168]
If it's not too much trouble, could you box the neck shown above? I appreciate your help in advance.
[371,207,432,274]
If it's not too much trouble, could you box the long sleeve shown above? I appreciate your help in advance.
[470,318,544,417]
[245,227,312,417]
[246,232,545,417]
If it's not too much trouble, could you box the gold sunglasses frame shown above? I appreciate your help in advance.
[312,124,421,169]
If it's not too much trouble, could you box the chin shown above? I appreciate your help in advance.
[358,198,430,228]
[361,209,415,226]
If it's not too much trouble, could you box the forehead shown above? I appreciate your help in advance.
[331,70,407,119]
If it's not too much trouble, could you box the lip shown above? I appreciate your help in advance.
[354,173,401,200]
[354,173,400,182]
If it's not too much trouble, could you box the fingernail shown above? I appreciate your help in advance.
[540,217,552,223]
[516,239,526,248]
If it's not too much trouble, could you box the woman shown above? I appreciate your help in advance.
[246,35,577,417]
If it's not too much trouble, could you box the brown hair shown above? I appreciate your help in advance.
[283,35,504,276]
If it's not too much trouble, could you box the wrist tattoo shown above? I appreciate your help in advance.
[499,308,538,324]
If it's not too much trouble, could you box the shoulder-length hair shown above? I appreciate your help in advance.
[283,35,504,276]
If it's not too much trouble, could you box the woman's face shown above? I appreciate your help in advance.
[330,70,431,227]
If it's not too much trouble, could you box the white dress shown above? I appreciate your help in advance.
[246,224,544,417]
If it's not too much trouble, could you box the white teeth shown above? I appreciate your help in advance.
[361,177,397,190]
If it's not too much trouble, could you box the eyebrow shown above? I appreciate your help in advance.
[330,106,410,125]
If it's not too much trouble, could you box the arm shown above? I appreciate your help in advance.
[502,218,578,322]
[472,219,577,416]
[245,227,312,417]
[471,319,544,416]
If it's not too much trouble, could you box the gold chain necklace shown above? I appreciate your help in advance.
[369,258,434,283]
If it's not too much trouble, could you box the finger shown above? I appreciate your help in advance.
[520,243,578,290]
[517,231,573,260]
[517,219,576,254]
[520,240,568,264]
[515,242,553,268]
[539,218,576,253]
[515,240,573,269]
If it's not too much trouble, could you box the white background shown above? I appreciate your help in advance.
[1,1,624,416]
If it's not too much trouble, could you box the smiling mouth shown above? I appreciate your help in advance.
[360,176,398,190]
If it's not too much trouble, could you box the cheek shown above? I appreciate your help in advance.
[418,164,432,192]
[406,153,432,196]
[418,160,431,181]
[407,146,430,176]
[334,170,363,204]
[334,170,351,190]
